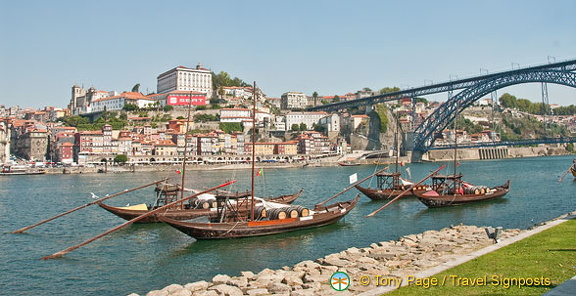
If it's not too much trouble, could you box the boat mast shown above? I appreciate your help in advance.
[250,82,257,221]
[180,91,194,202]
[394,112,400,174]
[453,102,459,176]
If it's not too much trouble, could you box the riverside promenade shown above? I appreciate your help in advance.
[130,211,575,296]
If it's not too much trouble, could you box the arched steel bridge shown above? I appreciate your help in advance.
[308,59,576,152]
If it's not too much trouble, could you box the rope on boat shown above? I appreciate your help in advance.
[224,221,242,235]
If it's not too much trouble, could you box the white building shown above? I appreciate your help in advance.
[221,86,252,99]
[281,92,308,110]
[90,92,155,113]
[318,113,340,133]
[157,64,213,99]
[285,111,328,131]
[0,120,10,163]
[220,108,251,123]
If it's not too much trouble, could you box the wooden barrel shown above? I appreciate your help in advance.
[268,208,288,220]
[465,187,480,194]
[291,205,310,217]
[254,206,267,220]
[286,207,299,218]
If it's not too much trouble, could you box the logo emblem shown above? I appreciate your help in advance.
[330,271,350,291]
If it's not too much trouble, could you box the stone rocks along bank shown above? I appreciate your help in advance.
[128,224,522,296]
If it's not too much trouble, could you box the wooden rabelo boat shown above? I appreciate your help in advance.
[355,116,427,200]
[158,82,361,240]
[355,171,428,200]
[413,102,510,208]
[413,174,510,208]
[571,159,576,178]
[98,184,302,223]
[157,194,359,239]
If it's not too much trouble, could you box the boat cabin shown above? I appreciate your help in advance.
[430,174,464,195]
[376,171,403,190]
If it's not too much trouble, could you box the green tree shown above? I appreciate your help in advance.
[163,105,174,112]
[379,86,400,94]
[63,115,90,127]
[212,71,249,90]
[299,123,307,131]
[415,97,428,104]
[291,124,299,131]
[312,91,319,106]
[114,154,128,164]
[499,93,517,109]
[123,103,139,111]
[516,98,532,112]
[219,122,243,133]
[374,104,388,132]
[131,83,140,92]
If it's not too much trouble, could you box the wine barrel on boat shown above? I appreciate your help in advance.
[285,207,299,218]
[290,205,310,217]
[254,206,267,220]
[464,187,480,194]
[268,208,288,220]
[189,197,216,209]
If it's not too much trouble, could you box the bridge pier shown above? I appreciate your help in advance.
[478,147,509,160]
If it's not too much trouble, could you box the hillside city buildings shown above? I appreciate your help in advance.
[2,63,575,166]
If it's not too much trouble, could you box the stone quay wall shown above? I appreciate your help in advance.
[130,225,522,296]
[425,145,570,162]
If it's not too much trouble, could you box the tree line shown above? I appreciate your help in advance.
[499,93,576,115]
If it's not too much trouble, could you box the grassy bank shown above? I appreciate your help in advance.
[387,218,576,296]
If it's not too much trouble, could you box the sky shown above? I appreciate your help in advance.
[1,0,575,109]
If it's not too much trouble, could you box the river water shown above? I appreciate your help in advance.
[1,155,575,296]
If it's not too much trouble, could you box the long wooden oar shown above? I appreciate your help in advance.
[12,179,168,234]
[41,180,237,260]
[315,167,389,207]
[558,164,574,182]
[366,165,446,217]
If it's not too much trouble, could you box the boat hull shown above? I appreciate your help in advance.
[355,185,427,200]
[0,171,46,176]
[158,196,359,239]
[414,180,511,208]
[98,189,303,223]
[571,167,576,178]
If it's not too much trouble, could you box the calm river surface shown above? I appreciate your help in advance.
[1,155,575,296]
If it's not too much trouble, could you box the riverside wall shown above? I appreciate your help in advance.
[423,145,571,162]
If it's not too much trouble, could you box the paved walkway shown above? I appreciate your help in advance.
[359,212,576,296]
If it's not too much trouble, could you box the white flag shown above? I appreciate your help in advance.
[405,167,412,179]
[349,173,358,184]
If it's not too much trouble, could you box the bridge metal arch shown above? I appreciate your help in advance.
[413,70,576,152]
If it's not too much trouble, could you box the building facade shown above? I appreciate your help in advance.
[285,111,328,131]
[157,64,213,99]
[281,92,308,110]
